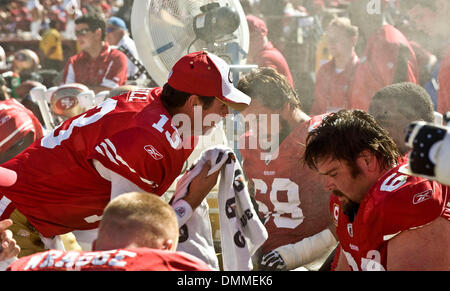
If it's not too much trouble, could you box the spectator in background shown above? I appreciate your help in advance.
[311,17,359,115]
[8,0,31,33]
[106,16,141,81]
[246,15,294,88]
[62,0,82,40]
[39,18,64,71]
[347,0,418,111]
[27,0,44,40]
[314,11,337,74]
[406,0,450,114]
[82,0,112,19]
[62,13,128,93]
[0,45,6,71]
[46,4,67,33]
[2,49,42,99]
[240,0,253,14]
[114,0,133,35]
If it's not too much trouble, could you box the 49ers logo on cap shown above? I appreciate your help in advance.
[144,145,163,160]
[228,69,233,84]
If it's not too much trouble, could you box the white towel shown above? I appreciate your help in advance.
[171,146,267,271]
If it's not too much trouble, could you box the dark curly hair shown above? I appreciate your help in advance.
[75,13,107,40]
[236,67,302,110]
[304,109,400,174]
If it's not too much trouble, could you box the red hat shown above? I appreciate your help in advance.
[0,100,36,152]
[168,51,251,111]
[246,15,268,36]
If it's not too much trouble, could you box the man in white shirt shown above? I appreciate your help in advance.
[106,16,142,81]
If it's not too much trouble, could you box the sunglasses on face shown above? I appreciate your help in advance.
[75,28,91,37]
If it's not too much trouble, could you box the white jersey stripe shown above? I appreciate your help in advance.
[0,196,12,217]
[0,120,33,148]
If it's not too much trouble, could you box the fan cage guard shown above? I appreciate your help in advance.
[131,0,249,86]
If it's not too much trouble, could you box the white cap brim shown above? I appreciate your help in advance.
[208,53,251,111]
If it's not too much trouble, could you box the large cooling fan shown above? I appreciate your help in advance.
[131,0,249,86]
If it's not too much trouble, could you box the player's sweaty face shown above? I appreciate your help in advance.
[316,156,365,204]
[241,99,282,140]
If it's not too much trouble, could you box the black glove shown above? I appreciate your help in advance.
[405,121,447,178]
[259,250,287,271]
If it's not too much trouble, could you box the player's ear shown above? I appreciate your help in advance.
[187,94,200,107]
[280,102,291,116]
[161,239,175,251]
[185,94,202,115]
[357,150,377,173]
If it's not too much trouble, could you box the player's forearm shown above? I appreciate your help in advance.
[275,228,338,269]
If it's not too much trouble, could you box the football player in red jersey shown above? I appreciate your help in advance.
[236,67,338,271]
[1,192,212,271]
[0,51,251,256]
[0,95,44,164]
[304,109,450,270]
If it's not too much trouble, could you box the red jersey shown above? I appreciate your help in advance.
[330,162,450,271]
[0,88,195,237]
[7,247,212,271]
[349,25,418,111]
[437,45,450,113]
[0,98,43,152]
[240,115,331,253]
[62,44,128,88]
[311,53,359,115]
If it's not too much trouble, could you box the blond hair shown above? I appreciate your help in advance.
[95,192,179,250]
[328,17,359,39]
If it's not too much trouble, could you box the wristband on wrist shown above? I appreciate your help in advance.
[171,199,193,226]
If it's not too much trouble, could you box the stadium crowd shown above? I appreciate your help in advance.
[0,0,449,272]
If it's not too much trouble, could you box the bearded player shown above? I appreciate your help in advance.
[0,51,251,256]
[304,110,450,270]
[237,67,338,271]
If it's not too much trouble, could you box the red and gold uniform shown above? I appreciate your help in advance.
[330,162,450,270]
[240,115,331,254]
[7,247,212,271]
[0,88,195,237]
